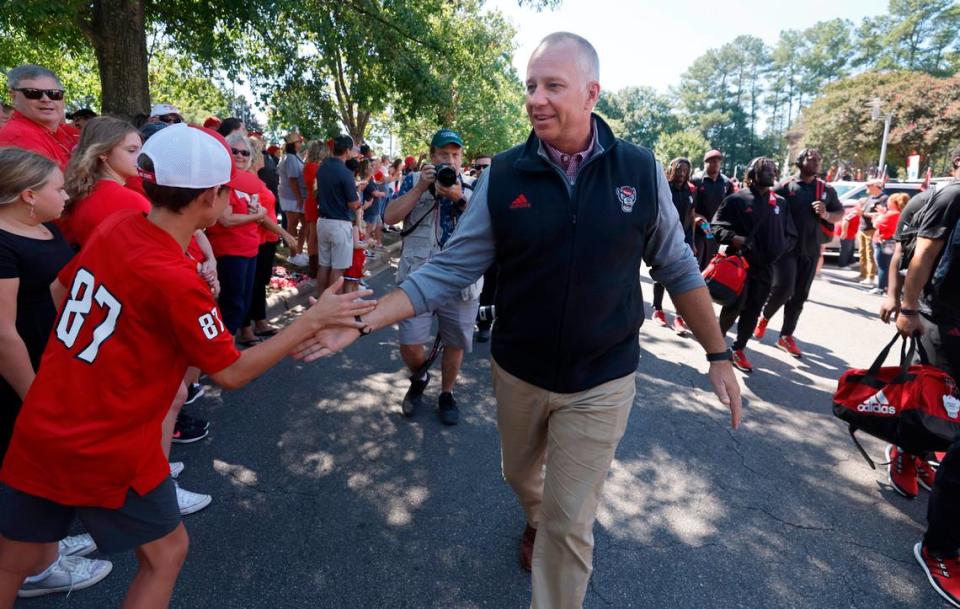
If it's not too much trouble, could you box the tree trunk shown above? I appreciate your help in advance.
[84,0,151,120]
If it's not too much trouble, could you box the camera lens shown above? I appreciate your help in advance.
[436,165,458,188]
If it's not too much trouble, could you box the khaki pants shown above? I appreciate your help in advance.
[858,229,876,280]
[491,359,635,609]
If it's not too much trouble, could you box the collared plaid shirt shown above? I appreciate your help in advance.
[542,120,598,183]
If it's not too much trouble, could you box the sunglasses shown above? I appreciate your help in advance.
[473,164,491,171]
[231,148,251,157]
[14,87,64,101]
[158,115,182,124]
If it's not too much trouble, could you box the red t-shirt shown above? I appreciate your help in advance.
[205,190,262,258]
[0,211,240,507]
[304,161,319,223]
[65,180,152,248]
[259,185,279,244]
[875,210,901,241]
[0,111,79,171]
[345,231,365,279]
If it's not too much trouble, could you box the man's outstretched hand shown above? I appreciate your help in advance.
[709,361,742,429]
[291,327,364,362]
[303,278,376,331]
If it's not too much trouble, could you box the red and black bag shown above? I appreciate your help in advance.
[703,252,749,306]
[832,333,960,467]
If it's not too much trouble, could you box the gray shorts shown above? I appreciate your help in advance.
[317,219,353,269]
[398,297,480,351]
[0,477,181,555]
[278,197,303,213]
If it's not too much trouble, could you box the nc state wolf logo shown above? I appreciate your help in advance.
[616,186,637,213]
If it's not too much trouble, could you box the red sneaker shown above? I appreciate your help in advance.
[777,335,803,358]
[914,542,960,608]
[731,349,753,373]
[652,310,668,327]
[753,317,769,340]
[917,457,938,492]
[886,445,919,498]
[672,316,689,335]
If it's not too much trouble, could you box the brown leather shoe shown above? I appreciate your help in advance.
[520,524,537,572]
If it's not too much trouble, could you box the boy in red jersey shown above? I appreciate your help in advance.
[0,124,374,608]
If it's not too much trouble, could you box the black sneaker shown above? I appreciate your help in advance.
[172,419,208,444]
[438,392,459,426]
[476,327,491,343]
[401,373,430,417]
[178,410,209,431]
[185,383,205,405]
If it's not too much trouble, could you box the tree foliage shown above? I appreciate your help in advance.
[654,129,711,169]
[595,86,678,149]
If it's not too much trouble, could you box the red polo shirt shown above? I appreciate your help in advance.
[0,111,79,170]
[0,211,240,508]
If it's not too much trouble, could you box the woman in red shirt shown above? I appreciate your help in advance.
[237,137,297,345]
[204,135,266,342]
[62,117,149,248]
[303,141,326,277]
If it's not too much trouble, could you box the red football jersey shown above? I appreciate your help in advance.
[0,211,240,508]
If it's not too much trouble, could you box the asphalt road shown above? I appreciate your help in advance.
[17,259,944,609]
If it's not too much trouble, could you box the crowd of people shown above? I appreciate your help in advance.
[0,27,957,609]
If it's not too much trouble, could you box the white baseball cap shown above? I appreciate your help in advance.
[139,123,239,189]
[150,103,181,118]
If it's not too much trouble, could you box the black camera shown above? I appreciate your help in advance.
[477,305,496,322]
[433,163,458,188]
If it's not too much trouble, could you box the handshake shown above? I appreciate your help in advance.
[287,279,385,362]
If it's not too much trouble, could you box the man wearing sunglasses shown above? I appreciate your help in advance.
[0,64,79,170]
[149,104,184,125]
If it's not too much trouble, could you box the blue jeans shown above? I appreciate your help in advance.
[874,241,893,291]
[838,239,855,268]
[217,255,257,334]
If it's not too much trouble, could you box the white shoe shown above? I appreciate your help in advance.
[169,461,184,479]
[176,483,212,516]
[18,555,113,598]
[58,533,96,557]
[859,278,875,286]
[288,253,308,267]
[868,287,884,295]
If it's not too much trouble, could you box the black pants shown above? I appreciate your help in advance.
[652,283,667,311]
[763,253,818,337]
[695,230,720,271]
[476,264,498,331]
[246,241,278,324]
[920,314,960,556]
[718,263,773,351]
[837,239,856,268]
[217,255,257,334]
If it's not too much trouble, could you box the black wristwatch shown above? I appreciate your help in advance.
[355,316,372,336]
[706,348,733,362]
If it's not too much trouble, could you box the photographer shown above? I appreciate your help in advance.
[383,129,480,426]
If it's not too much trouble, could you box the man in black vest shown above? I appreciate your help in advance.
[754,148,843,358]
[693,149,737,270]
[293,32,741,609]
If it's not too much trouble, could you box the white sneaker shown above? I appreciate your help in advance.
[868,287,884,295]
[176,482,212,516]
[288,253,308,267]
[18,554,112,597]
[58,533,97,557]
[169,461,184,479]
[859,278,875,286]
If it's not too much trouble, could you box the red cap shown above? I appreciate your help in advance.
[203,117,222,130]
[404,155,416,167]
[267,145,280,155]
[704,149,723,162]
[374,170,384,182]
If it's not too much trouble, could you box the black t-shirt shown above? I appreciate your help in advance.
[316,157,359,222]
[693,173,735,221]
[670,181,695,245]
[860,194,888,231]
[0,223,74,370]
[894,190,932,242]
[257,154,280,202]
[916,183,960,322]
[712,188,794,267]
[775,177,843,257]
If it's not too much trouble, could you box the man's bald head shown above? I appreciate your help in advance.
[530,32,599,83]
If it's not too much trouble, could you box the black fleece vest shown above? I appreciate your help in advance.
[487,117,658,393]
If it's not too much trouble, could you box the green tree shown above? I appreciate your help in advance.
[797,70,960,173]
[853,0,960,75]
[654,129,711,168]
[595,86,678,149]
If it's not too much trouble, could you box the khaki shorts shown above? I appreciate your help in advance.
[398,297,480,351]
[317,219,353,270]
